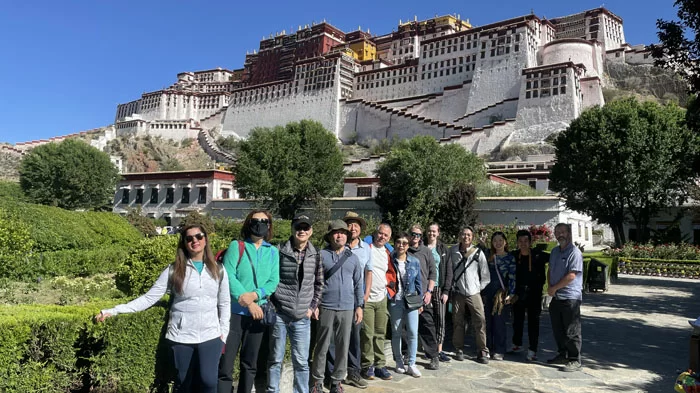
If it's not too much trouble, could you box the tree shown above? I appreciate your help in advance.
[652,0,700,94]
[550,98,698,246]
[374,136,485,231]
[233,120,344,219]
[435,181,478,241]
[19,139,120,210]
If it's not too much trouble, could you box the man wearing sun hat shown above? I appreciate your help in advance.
[326,212,372,388]
[310,220,364,393]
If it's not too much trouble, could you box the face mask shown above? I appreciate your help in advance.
[250,221,269,238]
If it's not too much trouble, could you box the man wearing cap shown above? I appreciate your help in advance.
[310,220,364,393]
[361,222,393,380]
[407,224,440,371]
[326,212,371,388]
[267,215,324,393]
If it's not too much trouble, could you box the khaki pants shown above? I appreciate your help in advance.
[360,297,388,368]
[451,292,488,354]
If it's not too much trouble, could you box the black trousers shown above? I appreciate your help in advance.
[512,291,542,351]
[326,316,361,376]
[172,337,224,393]
[549,298,582,362]
[218,314,265,393]
[418,301,439,358]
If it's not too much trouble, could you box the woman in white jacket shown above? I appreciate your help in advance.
[96,225,231,393]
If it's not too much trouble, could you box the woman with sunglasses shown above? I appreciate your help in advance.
[483,231,517,361]
[96,225,230,393]
[218,210,280,393]
[385,232,423,378]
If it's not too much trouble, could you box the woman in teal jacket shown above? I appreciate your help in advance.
[218,210,280,393]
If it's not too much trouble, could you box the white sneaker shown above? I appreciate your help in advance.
[526,350,537,361]
[407,365,422,378]
[395,360,406,374]
[492,353,504,361]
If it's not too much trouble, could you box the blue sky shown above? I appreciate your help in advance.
[0,0,676,144]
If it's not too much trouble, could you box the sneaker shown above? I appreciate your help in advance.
[510,344,524,353]
[425,357,440,370]
[375,367,393,380]
[476,355,489,364]
[547,354,568,365]
[561,360,582,372]
[492,353,504,361]
[526,350,537,361]
[395,359,406,374]
[343,371,368,389]
[310,381,324,393]
[406,365,422,378]
[361,365,375,380]
[330,382,345,393]
[438,351,451,362]
[454,350,465,361]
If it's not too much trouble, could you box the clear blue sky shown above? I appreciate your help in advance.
[0,0,676,144]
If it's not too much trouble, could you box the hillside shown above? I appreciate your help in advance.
[104,135,215,173]
[604,62,689,106]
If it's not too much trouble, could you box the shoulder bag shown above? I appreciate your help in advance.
[243,246,277,326]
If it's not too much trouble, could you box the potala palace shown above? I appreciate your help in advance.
[4,7,654,171]
[112,7,652,162]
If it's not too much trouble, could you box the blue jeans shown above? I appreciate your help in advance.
[388,299,418,366]
[267,312,311,393]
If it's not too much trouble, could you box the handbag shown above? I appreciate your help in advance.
[242,247,277,326]
[397,261,423,310]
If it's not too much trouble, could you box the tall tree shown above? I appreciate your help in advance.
[550,98,698,246]
[375,136,485,231]
[19,139,120,210]
[233,120,344,219]
[652,0,700,94]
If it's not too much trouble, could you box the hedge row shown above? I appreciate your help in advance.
[0,200,141,253]
[1,246,130,281]
[616,257,700,279]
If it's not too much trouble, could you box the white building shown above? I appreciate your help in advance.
[112,169,237,226]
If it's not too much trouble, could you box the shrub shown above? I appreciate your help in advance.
[115,236,178,296]
[125,208,157,237]
[3,245,129,281]
[0,200,141,252]
[604,242,700,260]
[180,211,215,234]
[345,170,368,177]
[0,209,34,260]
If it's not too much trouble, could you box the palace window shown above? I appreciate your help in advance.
[198,187,207,204]
[135,189,144,204]
[357,186,372,197]
[181,187,190,204]
[121,189,129,204]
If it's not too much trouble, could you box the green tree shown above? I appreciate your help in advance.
[179,211,215,234]
[652,0,700,94]
[19,139,120,210]
[234,120,344,219]
[125,208,156,237]
[435,181,478,240]
[375,136,485,231]
[550,98,698,246]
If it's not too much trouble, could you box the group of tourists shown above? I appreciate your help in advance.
[95,210,584,393]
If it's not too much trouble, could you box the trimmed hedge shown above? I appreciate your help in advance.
[616,257,700,279]
[0,200,141,253]
[3,246,130,281]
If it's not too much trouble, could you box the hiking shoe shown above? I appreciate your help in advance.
[510,344,524,353]
[492,353,504,361]
[330,382,345,393]
[406,365,422,378]
[454,350,465,361]
[438,351,451,362]
[310,381,324,393]
[343,371,367,389]
[526,350,537,361]
[561,360,582,372]
[547,354,568,365]
[374,367,393,380]
[361,365,375,380]
[476,355,489,364]
[425,357,440,370]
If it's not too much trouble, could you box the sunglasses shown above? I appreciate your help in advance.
[395,240,409,246]
[185,233,205,243]
[295,225,311,232]
[410,232,422,238]
[250,218,270,224]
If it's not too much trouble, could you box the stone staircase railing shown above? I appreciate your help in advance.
[197,128,237,165]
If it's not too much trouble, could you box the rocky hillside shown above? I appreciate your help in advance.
[604,62,689,106]
[104,135,214,173]
[0,146,21,181]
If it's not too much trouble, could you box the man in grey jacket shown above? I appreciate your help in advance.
[407,224,440,370]
[267,215,324,393]
[447,226,490,363]
[311,220,364,393]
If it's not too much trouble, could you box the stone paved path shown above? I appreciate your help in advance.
[334,275,700,393]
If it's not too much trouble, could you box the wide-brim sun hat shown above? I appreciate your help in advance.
[324,219,350,243]
[342,211,367,230]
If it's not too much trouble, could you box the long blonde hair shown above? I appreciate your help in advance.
[173,225,217,294]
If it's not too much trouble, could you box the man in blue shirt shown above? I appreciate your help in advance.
[546,223,583,372]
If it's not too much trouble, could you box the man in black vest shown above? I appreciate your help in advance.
[268,215,324,393]
[510,229,549,361]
